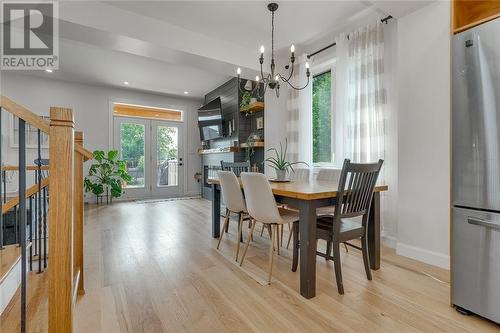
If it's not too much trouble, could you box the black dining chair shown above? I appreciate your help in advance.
[291,158,384,294]
[220,161,250,177]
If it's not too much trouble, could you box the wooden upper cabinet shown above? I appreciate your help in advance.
[453,0,500,34]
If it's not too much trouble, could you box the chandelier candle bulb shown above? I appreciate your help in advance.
[256,76,260,82]
[260,45,265,54]
[290,44,295,53]
[237,68,241,75]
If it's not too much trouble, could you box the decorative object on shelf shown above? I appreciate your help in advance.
[236,2,310,98]
[265,139,308,181]
[240,91,253,115]
[256,116,264,130]
[244,137,256,162]
[240,101,265,114]
[198,147,239,154]
[84,150,132,203]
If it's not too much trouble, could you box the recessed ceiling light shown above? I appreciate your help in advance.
[45,69,53,73]
[123,81,129,85]
[183,91,189,94]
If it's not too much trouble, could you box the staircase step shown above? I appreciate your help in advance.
[0,245,21,285]
[0,271,48,333]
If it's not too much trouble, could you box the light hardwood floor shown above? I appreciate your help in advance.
[70,198,499,333]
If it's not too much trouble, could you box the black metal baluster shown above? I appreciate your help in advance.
[0,106,3,250]
[15,205,19,245]
[29,195,33,271]
[2,170,5,204]
[37,130,42,273]
[43,185,47,268]
[19,118,27,333]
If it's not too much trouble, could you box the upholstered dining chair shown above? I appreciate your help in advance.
[220,160,251,231]
[289,168,311,182]
[239,172,299,284]
[315,168,341,216]
[216,171,248,261]
[315,159,384,294]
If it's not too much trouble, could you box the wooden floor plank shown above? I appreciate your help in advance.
[4,198,498,332]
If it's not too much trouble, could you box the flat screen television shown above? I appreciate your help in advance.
[198,97,223,140]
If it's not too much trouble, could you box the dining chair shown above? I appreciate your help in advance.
[220,160,251,231]
[220,160,250,177]
[216,171,248,261]
[289,168,311,182]
[239,172,299,284]
[315,159,384,294]
[283,168,311,248]
[316,168,341,216]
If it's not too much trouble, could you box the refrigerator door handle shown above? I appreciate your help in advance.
[467,217,500,230]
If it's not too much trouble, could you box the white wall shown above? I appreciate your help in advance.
[0,73,203,198]
[396,1,451,268]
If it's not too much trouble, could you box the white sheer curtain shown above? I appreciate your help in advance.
[333,23,386,168]
[285,53,313,165]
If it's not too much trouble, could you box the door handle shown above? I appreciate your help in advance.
[467,217,500,230]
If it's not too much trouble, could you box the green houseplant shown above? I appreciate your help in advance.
[265,139,308,181]
[84,150,132,202]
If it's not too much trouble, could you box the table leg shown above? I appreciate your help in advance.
[212,184,221,238]
[298,200,318,299]
[368,191,380,270]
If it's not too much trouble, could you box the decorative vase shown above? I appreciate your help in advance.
[275,169,287,181]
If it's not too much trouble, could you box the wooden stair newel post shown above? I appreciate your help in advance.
[48,107,74,333]
[74,131,85,295]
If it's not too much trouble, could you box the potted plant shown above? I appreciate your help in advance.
[265,139,308,181]
[240,91,252,115]
[84,150,132,203]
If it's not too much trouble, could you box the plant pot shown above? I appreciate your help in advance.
[275,169,287,181]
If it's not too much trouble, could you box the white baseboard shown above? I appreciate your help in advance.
[396,242,450,269]
[0,259,21,315]
[381,233,397,249]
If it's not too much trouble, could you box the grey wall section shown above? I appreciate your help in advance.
[0,72,204,199]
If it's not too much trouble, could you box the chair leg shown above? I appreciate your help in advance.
[268,224,276,284]
[260,224,265,237]
[224,208,230,233]
[280,224,284,247]
[361,236,372,281]
[291,222,299,272]
[286,223,293,249]
[344,242,349,253]
[332,240,344,294]
[236,213,243,261]
[326,241,332,261]
[239,220,257,266]
[267,225,272,238]
[217,209,230,249]
[276,226,280,255]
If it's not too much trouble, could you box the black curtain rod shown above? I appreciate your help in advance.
[307,15,393,59]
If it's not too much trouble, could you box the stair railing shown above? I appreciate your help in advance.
[0,95,92,333]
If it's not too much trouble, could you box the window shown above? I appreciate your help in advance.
[312,71,332,164]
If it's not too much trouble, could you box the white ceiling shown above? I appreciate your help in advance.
[5,1,433,99]
[105,1,370,52]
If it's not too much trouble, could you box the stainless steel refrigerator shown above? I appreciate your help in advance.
[452,18,500,324]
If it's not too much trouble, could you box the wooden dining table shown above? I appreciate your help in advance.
[208,177,388,299]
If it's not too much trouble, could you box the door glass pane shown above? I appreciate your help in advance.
[120,123,145,188]
[156,126,178,187]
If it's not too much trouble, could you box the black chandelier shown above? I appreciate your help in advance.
[237,2,310,98]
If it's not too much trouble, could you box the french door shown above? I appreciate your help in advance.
[113,117,184,199]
